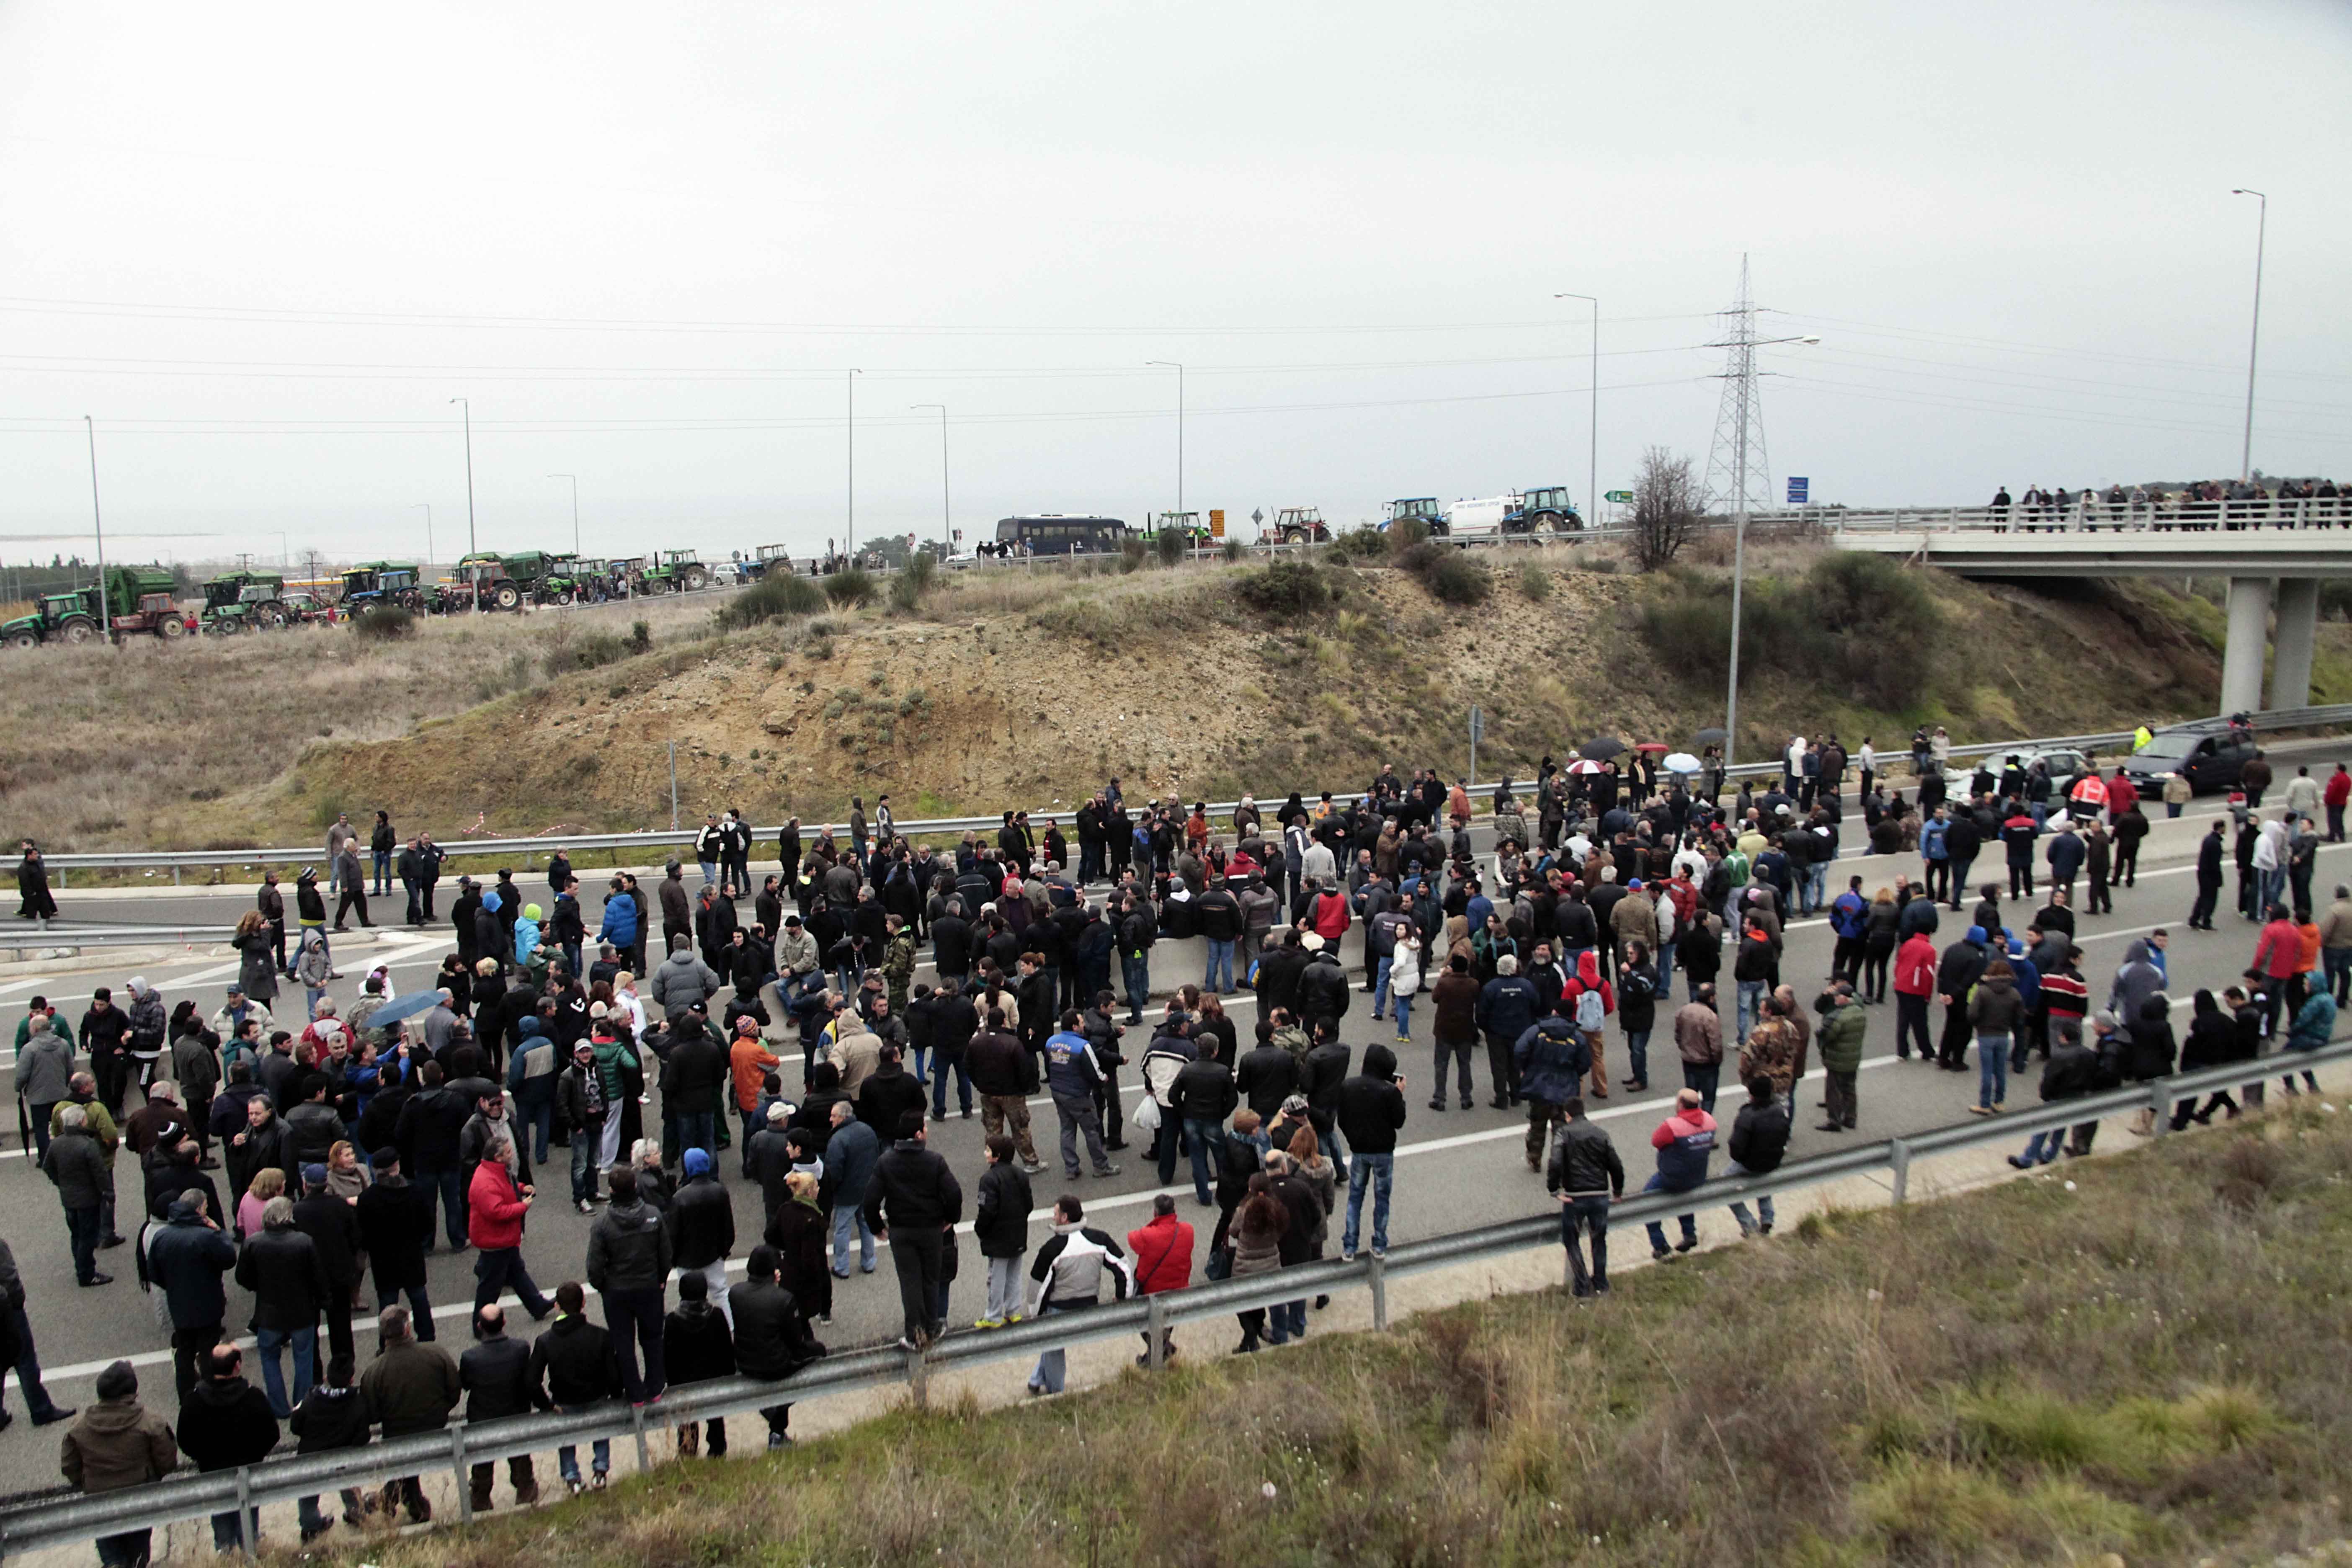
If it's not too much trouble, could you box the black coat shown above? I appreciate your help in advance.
[664,1176,737,1271]
[974,1161,1032,1260]
[291,1193,363,1288]
[235,1226,330,1331]
[178,1376,279,1472]
[529,1314,621,1408]
[289,1381,371,1453]
[356,1179,430,1290]
[458,1331,534,1421]
[728,1279,826,1380]
[862,1140,963,1234]
[661,1300,737,1385]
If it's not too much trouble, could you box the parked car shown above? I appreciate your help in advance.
[2120,725,2256,797]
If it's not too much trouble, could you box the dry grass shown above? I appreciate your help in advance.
[311,1103,2352,1568]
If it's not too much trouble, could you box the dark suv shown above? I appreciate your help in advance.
[2121,725,2257,797]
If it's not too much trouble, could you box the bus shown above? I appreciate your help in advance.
[991,515,1129,557]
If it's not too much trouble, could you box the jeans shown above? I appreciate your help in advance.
[2019,1129,2066,1165]
[519,1095,552,1164]
[985,1254,1024,1322]
[416,1166,467,1251]
[1183,1117,1224,1205]
[1736,980,1766,1044]
[371,848,391,895]
[1723,1158,1776,1234]
[473,1247,552,1318]
[209,1509,261,1553]
[698,858,718,888]
[831,1203,876,1274]
[1804,862,1828,913]
[1203,939,1234,995]
[1342,1152,1393,1254]
[1641,1172,1700,1253]
[1122,952,1152,1017]
[253,1323,317,1418]
[2328,945,2352,1007]
[1391,992,1414,1039]
[1269,1298,1305,1344]
[556,1418,610,1484]
[1947,855,1976,909]
[1682,1061,1720,1113]
[1560,1194,1609,1292]
[932,1056,975,1118]
[1624,1028,1651,1086]
[570,1133,601,1204]
[377,1283,435,1339]
[1976,1035,2009,1108]
[64,1205,100,1284]
[605,1284,668,1401]
[1028,1304,1068,1393]
[0,1302,62,1421]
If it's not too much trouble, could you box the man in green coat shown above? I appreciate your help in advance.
[1813,982,1867,1132]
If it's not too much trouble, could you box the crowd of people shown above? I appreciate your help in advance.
[9,735,2350,1559]
[1982,476,2343,531]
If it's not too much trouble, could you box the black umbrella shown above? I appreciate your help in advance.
[1690,727,1727,747]
[1578,735,1626,761]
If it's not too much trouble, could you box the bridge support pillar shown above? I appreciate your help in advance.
[2220,577,2272,717]
[2270,578,2319,712]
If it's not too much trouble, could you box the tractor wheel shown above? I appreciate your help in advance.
[5,631,37,650]
[682,568,709,591]
[493,583,523,611]
[158,614,188,640]
[57,617,97,645]
[1282,529,1305,545]
[1549,511,1584,535]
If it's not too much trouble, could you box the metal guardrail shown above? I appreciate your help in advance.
[32,705,2352,884]
[4,1035,2345,1558]
[1762,498,2350,534]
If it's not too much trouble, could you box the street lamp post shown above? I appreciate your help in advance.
[83,416,110,642]
[1720,333,1821,769]
[449,397,477,613]
[910,405,949,555]
[1146,361,1184,518]
[415,503,433,567]
[846,369,862,559]
[2230,188,2267,483]
[547,474,579,554]
[1552,293,1599,528]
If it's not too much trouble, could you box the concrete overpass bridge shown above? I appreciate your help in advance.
[1799,501,2352,717]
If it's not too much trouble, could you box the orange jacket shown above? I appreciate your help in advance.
[730,1034,782,1112]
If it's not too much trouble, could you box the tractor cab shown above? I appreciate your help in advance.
[1385,497,1444,533]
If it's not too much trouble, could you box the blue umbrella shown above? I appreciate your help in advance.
[363,989,448,1029]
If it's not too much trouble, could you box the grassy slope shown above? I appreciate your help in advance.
[8,547,2350,855]
[324,1104,2352,1568]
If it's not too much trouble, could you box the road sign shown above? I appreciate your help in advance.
[1787,477,1810,504]
[1604,490,1634,504]
[1250,507,1264,526]
[1210,508,1225,538]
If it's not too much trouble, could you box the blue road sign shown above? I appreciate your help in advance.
[1787,477,1810,505]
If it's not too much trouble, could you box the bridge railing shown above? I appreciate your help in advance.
[3,1037,2346,1559]
[1768,496,2349,535]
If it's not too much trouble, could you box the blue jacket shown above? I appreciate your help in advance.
[1828,891,1868,941]
[1042,1028,1105,1099]
[1476,975,1540,1043]
[1511,1016,1591,1104]
[1651,1107,1717,1191]
[512,912,542,971]
[824,1116,882,1207]
[2288,990,2337,1053]
[1921,819,1949,862]
[2045,831,2086,880]
[596,892,640,949]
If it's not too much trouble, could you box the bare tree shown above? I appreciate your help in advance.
[1631,446,1701,571]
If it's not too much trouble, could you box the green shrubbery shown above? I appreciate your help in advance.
[822,567,877,608]
[1235,561,1333,616]
[351,606,415,641]
[1636,552,1941,709]
[1395,539,1490,606]
[714,574,825,631]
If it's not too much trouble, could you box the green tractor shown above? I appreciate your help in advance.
[199,570,288,634]
[339,561,441,614]
[537,554,600,605]
[5,566,187,648]
[642,549,711,593]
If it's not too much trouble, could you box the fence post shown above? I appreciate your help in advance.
[629,1399,652,1474]
[2149,1083,2173,1138]
[905,1343,929,1408]
[452,1426,473,1523]
[1889,1138,1911,1206]
[1146,1296,1167,1369]
[235,1467,253,1555]
[1367,1252,1389,1332]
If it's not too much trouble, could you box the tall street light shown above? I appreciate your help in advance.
[1146,361,1184,518]
[547,473,579,554]
[448,398,476,553]
[910,405,949,554]
[846,369,862,558]
[2230,188,2267,483]
[415,503,433,567]
[1720,332,1821,769]
[1552,293,1599,527]
[83,416,111,642]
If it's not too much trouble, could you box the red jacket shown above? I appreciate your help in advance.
[1311,891,1350,942]
[1893,933,1938,997]
[467,1159,529,1250]
[1125,1212,1194,1295]
[2328,769,2351,808]
[2104,774,2139,816]
[2255,917,2303,979]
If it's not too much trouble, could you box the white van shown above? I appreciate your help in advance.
[1440,493,1517,540]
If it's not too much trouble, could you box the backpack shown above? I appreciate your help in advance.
[1575,988,1605,1032]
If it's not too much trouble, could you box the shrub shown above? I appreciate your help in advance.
[351,606,415,641]
[1634,554,1941,710]
[1119,537,1148,573]
[1396,540,1489,606]
[543,629,628,677]
[1515,562,1551,602]
[715,573,823,630]
[1235,562,1332,617]
[885,552,938,614]
[1153,530,1187,567]
[626,619,652,654]
[823,567,877,608]
[1220,538,1245,562]
[1389,516,1431,549]
[1334,526,1389,560]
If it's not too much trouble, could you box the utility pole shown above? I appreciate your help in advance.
[548,474,579,554]
[910,405,949,554]
[415,503,433,567]
[83,415,110,642]
[1702,257,1818,767]
[1553,292,1599,527]
[2230,188,2267,482]
[846,369,861,558]
[1146,361,1184,518]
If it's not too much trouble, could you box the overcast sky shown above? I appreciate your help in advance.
[0,1,2344,568]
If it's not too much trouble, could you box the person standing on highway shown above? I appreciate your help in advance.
[1546,1096,1622,1297]
[18,1013,74,1162]
[41,1105,112,1288]
[147,1191,236,1403]
[59,1359,174,1568]
[15,840,57,924]
[863,1112,963,1350]
[467,1129,552,1320]
[177,1344,279,1553]
[1335,1044,1405,1261]
[2324,764,2350,843]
